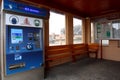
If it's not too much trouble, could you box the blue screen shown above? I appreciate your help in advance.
[24,7,40,13]
[11,29,23,44]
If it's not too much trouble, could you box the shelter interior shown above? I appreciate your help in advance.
[1,0,120,80]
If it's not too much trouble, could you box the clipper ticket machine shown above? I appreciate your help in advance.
[0,0,48,80]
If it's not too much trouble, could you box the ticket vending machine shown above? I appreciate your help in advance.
[0,0,48,80]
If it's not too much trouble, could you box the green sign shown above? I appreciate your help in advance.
[34,20,40,26]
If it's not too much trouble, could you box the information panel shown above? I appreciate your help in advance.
[95,22,112,39]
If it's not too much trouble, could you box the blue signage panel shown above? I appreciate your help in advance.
[4,0,48,18]
[6,26,43,75]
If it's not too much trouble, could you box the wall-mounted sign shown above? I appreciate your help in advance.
[95,21,112,39]
[3,0,49,18]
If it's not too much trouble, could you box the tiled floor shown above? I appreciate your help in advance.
[45,58,120,80]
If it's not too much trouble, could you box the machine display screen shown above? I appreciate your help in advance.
[11,29,23,44]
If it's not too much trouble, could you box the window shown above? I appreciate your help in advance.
[91,22,94,43]
[49,11,66,46]
[73,18,83,44]
[101,40,109,45]
[112,20,120,38]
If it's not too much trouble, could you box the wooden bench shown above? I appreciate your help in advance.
[45,45,72,69]
[45,43,99,68]
[88,43,99,59]
[71,44,88,62]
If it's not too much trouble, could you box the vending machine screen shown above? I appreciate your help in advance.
[11,29,23,44]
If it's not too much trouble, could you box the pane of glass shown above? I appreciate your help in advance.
[112,20,120,38]
[49,11,66,46]
[101,40,109,45]
[91,23,94,43]
[73,18,82,44]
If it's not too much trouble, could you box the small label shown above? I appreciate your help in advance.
[14,54,22,60]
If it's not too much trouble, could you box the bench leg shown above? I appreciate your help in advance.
[87,52,90,58]
[44,61,50,78]
[45,61,50,69]
[72,56,76,62]
[95,53,98,59]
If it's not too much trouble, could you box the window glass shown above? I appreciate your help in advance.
[73,18,83,44]
[91,23,94,43]
[112,20,120,38]
[102,40,109,45]
[49,11,66,46]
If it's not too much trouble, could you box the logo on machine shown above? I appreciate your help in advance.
[14,54,22,61]
[9,15,19,24]
[22,18,31,25]
[8,4,13,9]
[34,19,40,26]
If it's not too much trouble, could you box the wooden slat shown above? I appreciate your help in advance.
[45,45,72,55]
[71,44,88,62]
[45,45,72,68]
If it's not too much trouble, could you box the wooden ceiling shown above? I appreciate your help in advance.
[20,0,120,18]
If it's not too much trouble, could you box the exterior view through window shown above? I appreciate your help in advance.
[91,23,94,43]
[73,18,83,44]
[112,20,120,38]
[49,11,66,46]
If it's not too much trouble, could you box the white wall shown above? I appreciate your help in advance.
[99,40,120,61]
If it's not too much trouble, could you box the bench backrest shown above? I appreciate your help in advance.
[88,43,99,51]
[72,43,88,51]
[45,45,71,56]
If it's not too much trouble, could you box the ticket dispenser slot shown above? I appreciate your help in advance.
[6,26,43,75]
[9,63,25,70]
